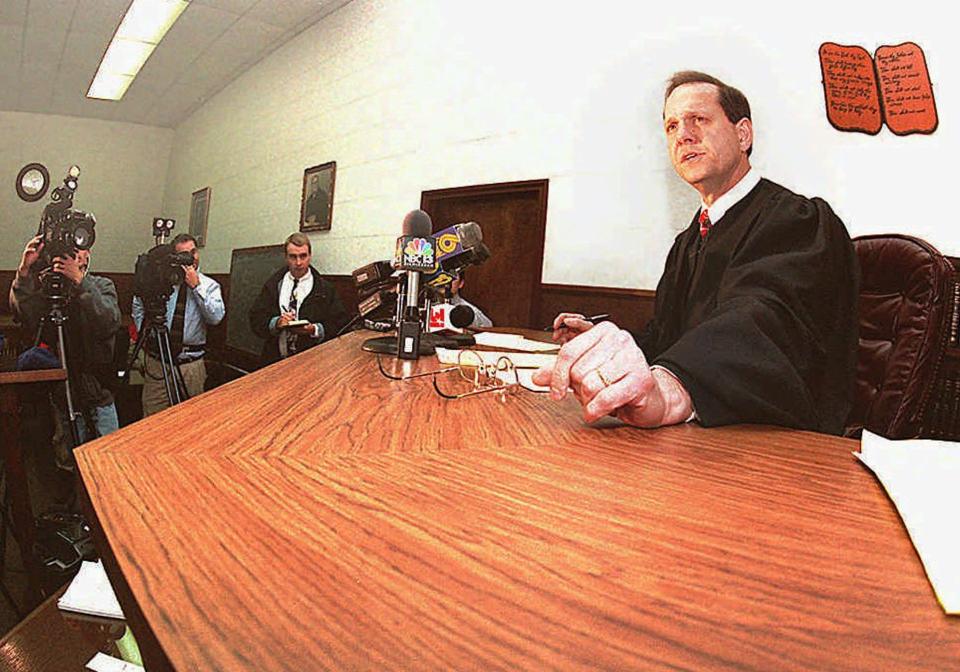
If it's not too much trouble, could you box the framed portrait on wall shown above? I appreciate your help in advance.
[300,161,335,232]
[189,186,211,247]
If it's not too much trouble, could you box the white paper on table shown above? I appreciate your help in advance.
[86,652,144,672]
[472,332,560,352]
[435,347,557,370]
[855,430,960,614]
[58,559,124,620]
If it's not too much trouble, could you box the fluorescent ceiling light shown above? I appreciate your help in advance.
[100,39,156,76]
[87,0,189,101]
[87,73,135,101]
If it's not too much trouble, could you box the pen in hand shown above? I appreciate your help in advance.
[542,313,611,331]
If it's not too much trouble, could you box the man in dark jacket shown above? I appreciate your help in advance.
[534,71,858,435]
[10,235,121,458]
[248,232,349,365]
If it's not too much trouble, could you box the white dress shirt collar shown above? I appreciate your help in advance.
[699,168,761,224]
[279,270,314,316]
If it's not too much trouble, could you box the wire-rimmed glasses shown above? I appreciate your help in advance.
[375,349,548,401]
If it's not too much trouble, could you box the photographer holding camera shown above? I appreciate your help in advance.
[9,234,121,450]
[132,233,224,415]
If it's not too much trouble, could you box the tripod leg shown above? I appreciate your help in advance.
[152,328,177,407]
[163,332,184,405]
[54,320,82,448]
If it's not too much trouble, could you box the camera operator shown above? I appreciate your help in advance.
[132,233,224,415]
[9,234,121,451]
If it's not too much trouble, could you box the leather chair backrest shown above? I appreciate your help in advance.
[849,234,954,438]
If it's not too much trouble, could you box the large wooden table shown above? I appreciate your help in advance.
[75,331,960,671]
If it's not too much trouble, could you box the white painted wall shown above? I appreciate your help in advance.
[1,111,174,273]
[159,0,957,288]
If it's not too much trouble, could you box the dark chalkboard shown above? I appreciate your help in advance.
[226,245,285,358]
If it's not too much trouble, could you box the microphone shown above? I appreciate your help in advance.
[423,221,490,292]
[427,303,475,333]
[352,260,395,295]
[392,210,437,359]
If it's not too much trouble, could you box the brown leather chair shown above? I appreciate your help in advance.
[847,234,955,438]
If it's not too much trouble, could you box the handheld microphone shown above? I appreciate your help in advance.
[423,221,490,292]
[427,303,475,333]
[392,210,437,359]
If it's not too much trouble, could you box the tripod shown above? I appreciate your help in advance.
[34,274,96,448]
[126,299,188,408]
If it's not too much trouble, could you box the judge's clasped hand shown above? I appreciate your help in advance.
[533,318,693,428]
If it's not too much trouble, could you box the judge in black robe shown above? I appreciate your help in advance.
[636,178,858,434]
[534,70,859,435]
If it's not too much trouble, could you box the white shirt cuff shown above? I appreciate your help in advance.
[650,364,698,423]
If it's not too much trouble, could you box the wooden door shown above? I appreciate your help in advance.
[421,180,548,329]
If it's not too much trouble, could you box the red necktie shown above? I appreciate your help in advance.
[698,209,712,239]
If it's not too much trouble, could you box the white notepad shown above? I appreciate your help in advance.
[855,430,960,614]
[58,559,125,620]
[472,332,560,352]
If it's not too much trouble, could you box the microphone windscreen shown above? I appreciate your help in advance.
[455,221,483,248]
[449,304,475,329]
[402,209,433,236]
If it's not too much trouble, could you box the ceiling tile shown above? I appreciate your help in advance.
[245,0,332,30]
[188,16,285,81]
[21,26,67,68]
[144,83,206,126]
[0,72,21,110]
[26,0,79,35]
[0,0,27,27]
[70,0,128,41]
[16,63,56,110]
[161,2,239,54]
[191,0,259,14]
[0,25,23,67]
[111,87,164,123]
[131,44,198,97]
[59,30,109,81]
[0,0,349,127]
[48,89,113,120]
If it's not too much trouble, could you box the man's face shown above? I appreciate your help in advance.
[174,240,199,267]
[286,243,311,279]
[75,250,90,277]
[663,82,752,202]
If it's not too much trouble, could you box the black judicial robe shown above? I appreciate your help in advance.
[636,178,859,435]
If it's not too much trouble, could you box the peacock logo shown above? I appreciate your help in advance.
[404,237,434,260]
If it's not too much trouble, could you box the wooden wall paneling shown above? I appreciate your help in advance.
[539,283,656,335]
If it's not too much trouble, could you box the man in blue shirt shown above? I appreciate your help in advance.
[132,233,225,415]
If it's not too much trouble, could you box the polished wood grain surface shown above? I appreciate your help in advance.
[76,331,959,671]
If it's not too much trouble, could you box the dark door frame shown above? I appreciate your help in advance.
[420,179,549,327]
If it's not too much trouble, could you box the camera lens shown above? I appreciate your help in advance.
[73,225,94,250]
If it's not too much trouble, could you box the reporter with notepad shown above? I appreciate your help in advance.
[249,232,348,365]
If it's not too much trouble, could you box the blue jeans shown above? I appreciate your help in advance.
[53,400,119,470]
[78,402,119,443]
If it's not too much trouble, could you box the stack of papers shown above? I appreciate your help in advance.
[58,559,125,620]
[472,332,560,352]
[855,430,960,614]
